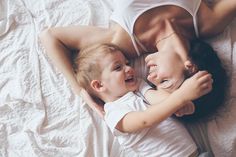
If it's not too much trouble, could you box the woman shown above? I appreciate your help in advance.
[39,0,235,119]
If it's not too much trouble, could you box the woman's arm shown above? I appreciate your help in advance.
[116,71,212,133]
[198,1,236,37]
[39,26,109,116]
[39,26,110,93]
[40,27,81,95]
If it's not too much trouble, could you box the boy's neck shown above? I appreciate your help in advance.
[101,89,138,103]
[101,93,127,103]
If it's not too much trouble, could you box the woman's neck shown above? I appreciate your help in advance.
[110,23,140,58]
[156,32,190,62]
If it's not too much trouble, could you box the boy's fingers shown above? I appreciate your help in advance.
[186,105,194,114]
[198,74,212,84]
[201,83,213,95]
[201,81,212,88]
[194,71,209,78]
[189,104,195,114]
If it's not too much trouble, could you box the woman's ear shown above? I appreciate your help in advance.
[90,80,105,93]
[184,60,198,74]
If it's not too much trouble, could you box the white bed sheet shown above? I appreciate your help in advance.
[206,19,236,157]
[0,0,235,157]
[0,0,120,157]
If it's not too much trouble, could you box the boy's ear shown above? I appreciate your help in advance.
[90,80,105,93]
[184,60,198,74]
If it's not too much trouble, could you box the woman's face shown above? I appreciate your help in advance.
[145,51,188,93]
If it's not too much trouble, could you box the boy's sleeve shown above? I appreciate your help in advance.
[104,101,133,135]
[138,79,153,96]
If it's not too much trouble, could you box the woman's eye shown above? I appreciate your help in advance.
[160,79,167,84]
[159,80,173,89]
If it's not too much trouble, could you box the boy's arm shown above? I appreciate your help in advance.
[116,90,187,133]
[116,71,212,133]
[145,88,170,105]
[145,89,195,117]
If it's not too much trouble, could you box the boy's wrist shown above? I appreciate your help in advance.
[172,89,190,104]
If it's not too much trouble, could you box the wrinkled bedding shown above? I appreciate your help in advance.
[0,0,235,157]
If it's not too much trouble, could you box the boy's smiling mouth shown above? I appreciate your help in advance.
[125,75,137,84]
[125,75,135,82]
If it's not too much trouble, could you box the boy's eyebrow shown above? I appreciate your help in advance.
[110,60,123,68]
[108,60,118,69]
[111,60,120,66]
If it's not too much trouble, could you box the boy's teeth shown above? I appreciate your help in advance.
[127,76,132,79]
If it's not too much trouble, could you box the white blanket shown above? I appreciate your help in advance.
[206,19,236,157]
[0,0,235,157]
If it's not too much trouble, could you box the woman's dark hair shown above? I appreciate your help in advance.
[180,39,229,122]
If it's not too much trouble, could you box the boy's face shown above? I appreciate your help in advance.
[145,50,188,93]
[100,51,138,100]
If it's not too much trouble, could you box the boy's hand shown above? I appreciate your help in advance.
[175,101,195,117]
[80,89,105,118]
[178,71,213,101]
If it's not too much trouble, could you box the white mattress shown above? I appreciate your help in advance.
[0,0,235,157]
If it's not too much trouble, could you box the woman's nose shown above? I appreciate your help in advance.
[147,72,161,86]
[145,54,152,63]
[145,53,156,65]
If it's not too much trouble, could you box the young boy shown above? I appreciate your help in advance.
[75,43,213,157]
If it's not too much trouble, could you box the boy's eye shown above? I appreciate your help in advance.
[114,65,122,71]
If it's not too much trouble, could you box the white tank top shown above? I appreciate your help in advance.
[110,0,202,56]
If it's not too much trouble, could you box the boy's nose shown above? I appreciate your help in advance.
[125,65,133,73]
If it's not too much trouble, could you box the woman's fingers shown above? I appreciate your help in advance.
[93,106,105,118]
[80,89,105,118]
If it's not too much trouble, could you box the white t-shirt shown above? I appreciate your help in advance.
[104,81,197,157]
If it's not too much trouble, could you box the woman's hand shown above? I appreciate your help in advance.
[80,89,105,118]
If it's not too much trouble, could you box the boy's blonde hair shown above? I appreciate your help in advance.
[74,43,123,101]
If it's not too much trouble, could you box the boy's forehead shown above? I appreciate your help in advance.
[100,51,124,65]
